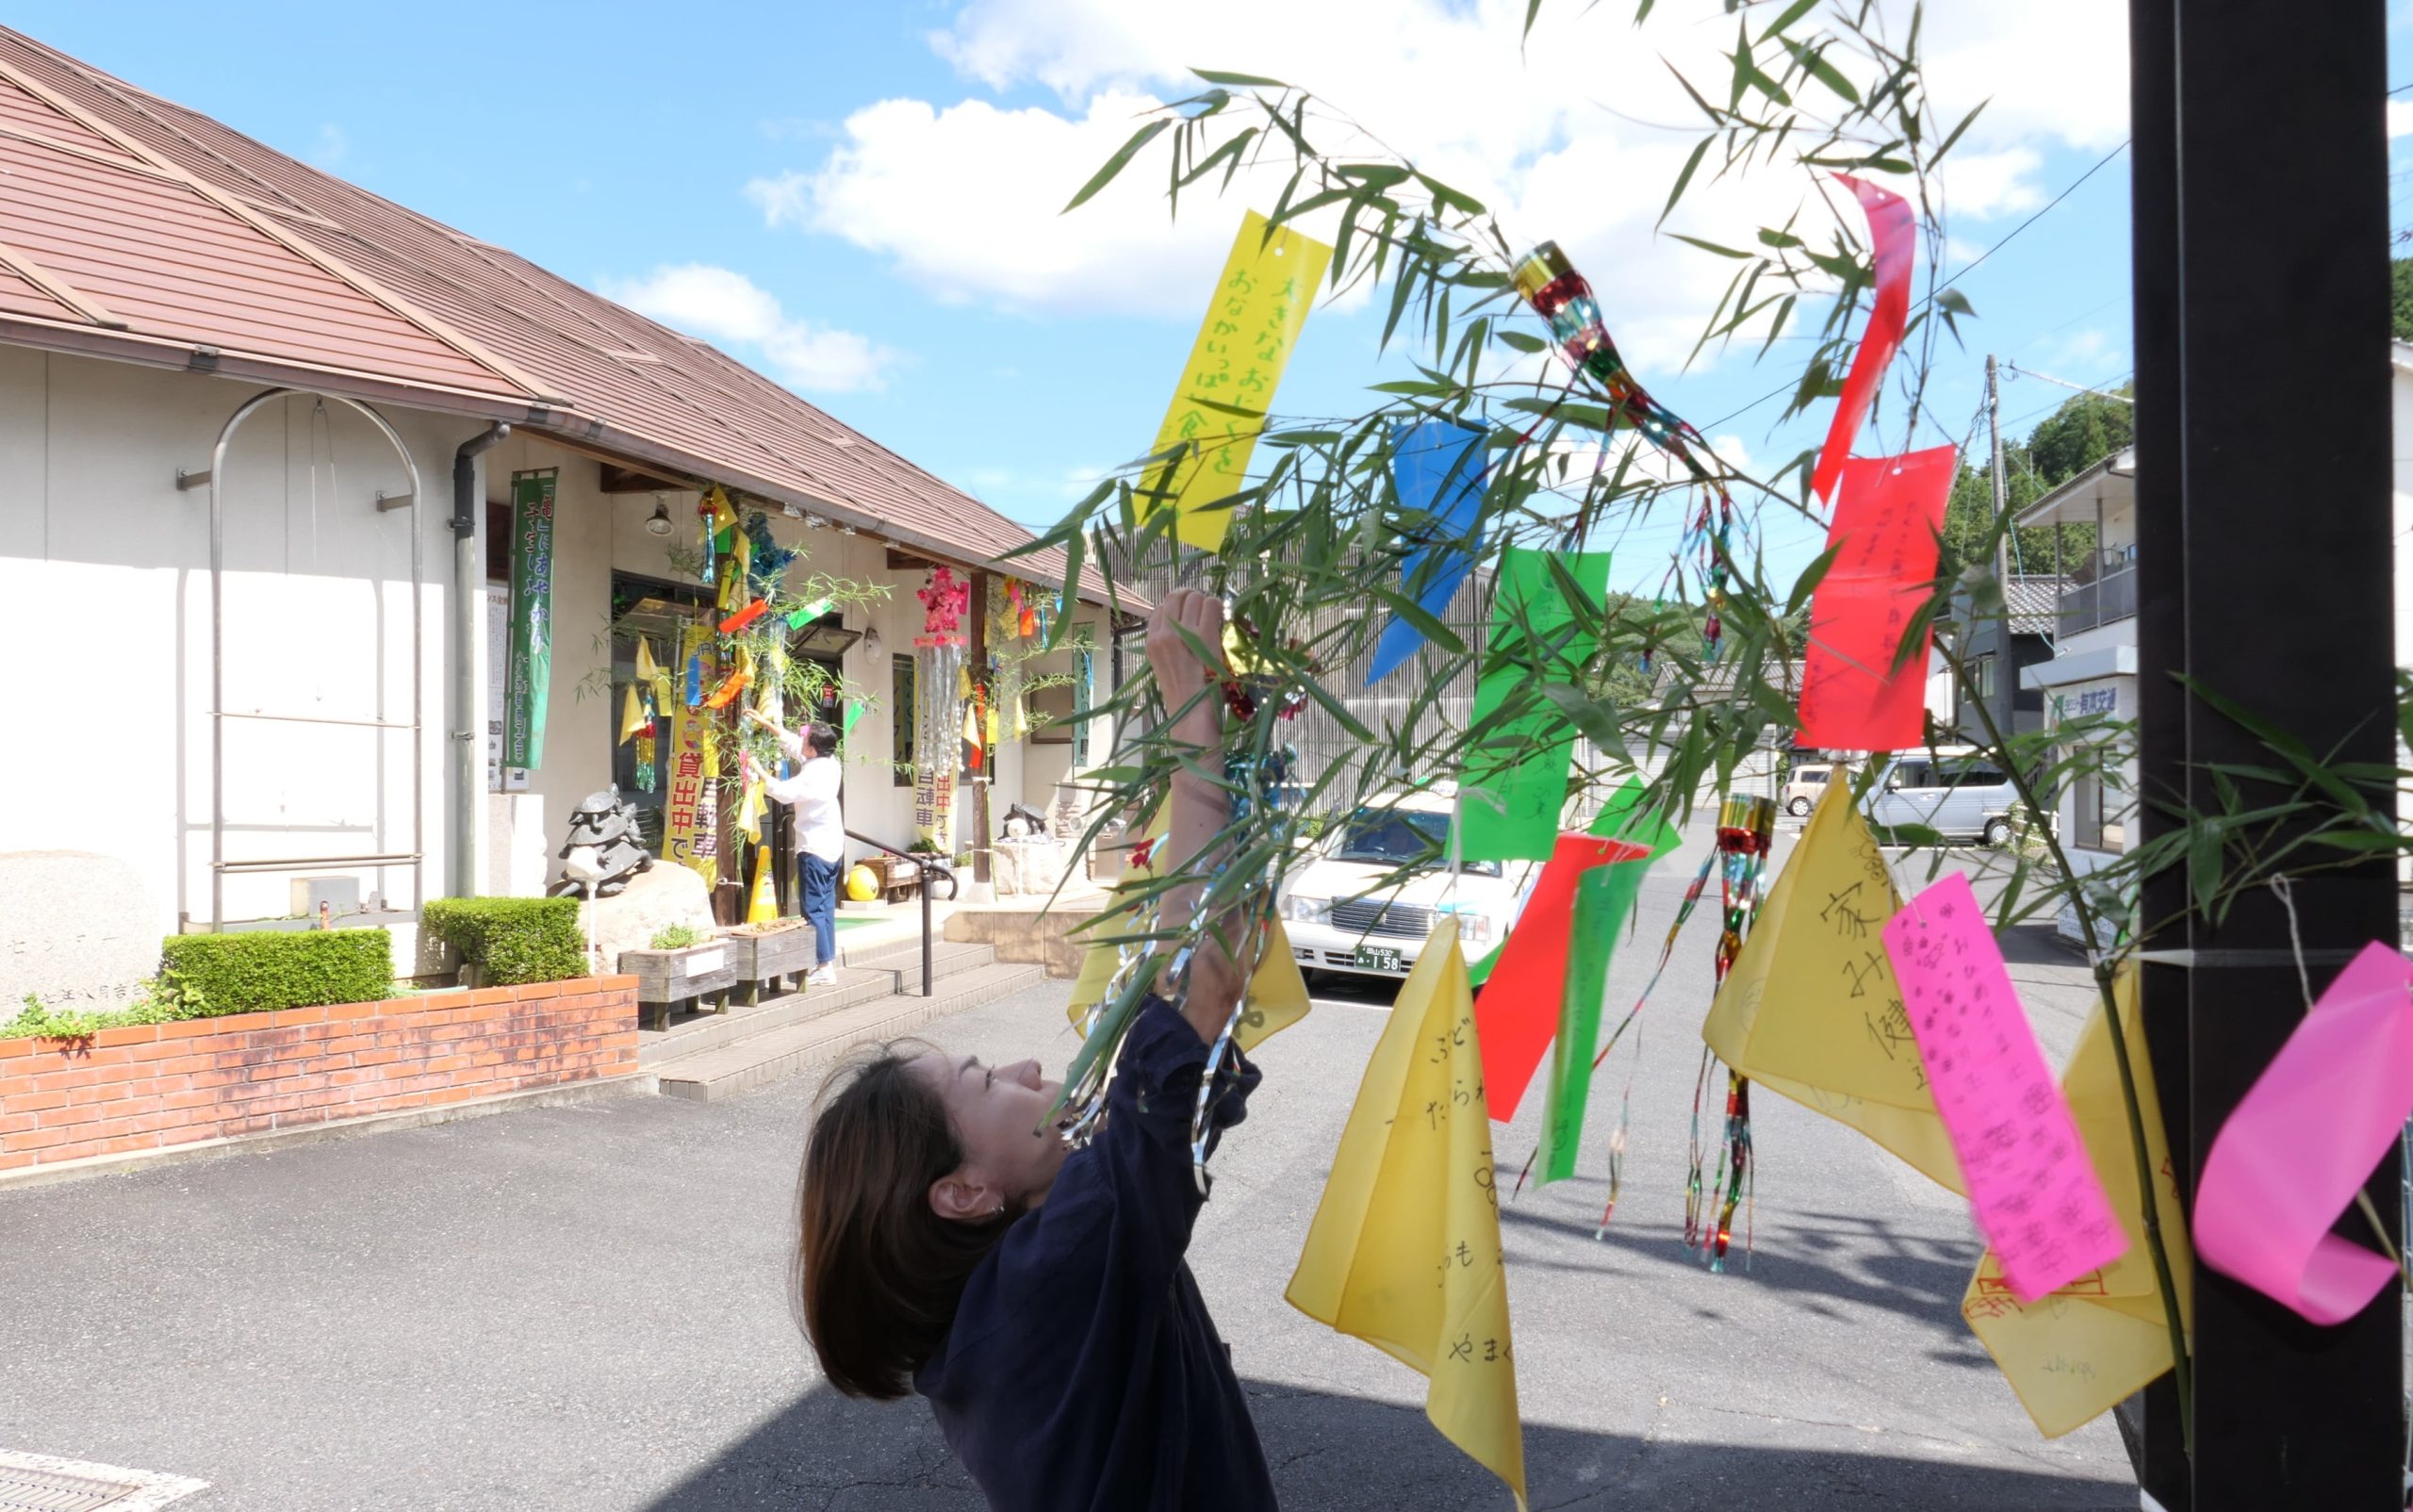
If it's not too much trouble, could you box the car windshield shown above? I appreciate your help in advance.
[1328,809,1501,878]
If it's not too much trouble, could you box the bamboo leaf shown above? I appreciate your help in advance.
[1495,327,1547,354]
[1934,100,1989,164]
[1190,67,1289,88]
[1758,0,1818,40]
[1370,586,1466,655]
[1065,118,1170,212]
[1660,136,1714,228]
[1667,233,1754,260]
[1781,38,1861,104]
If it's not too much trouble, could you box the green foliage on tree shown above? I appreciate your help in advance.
[1935,386,2131,579]
[2392,258,2413,342]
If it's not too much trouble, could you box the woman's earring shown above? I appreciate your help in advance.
[993,1202,1007,1216]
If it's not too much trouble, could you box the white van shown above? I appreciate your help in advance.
[1276,786,1536,983]
[1863,751,2024,846]
[1781,762,1835,817]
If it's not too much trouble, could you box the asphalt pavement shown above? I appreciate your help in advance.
[0,825,2135,1510]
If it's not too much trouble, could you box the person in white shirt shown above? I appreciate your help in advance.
[742,711,845,987]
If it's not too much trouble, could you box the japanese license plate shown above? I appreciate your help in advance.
[1352,945,1404,972]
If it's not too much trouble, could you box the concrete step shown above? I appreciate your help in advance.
[653,960,1053,1102]
[637,940,995,1069]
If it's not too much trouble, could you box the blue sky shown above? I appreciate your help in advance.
[10,0,2407,596]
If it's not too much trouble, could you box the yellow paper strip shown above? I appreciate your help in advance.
[1144,210,1333,554]
[1287,921,1526,1509]
[1962,967,2193,1438]
[1702,780,1964,1192]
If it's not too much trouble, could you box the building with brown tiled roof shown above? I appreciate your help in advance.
[0,25,1122,998]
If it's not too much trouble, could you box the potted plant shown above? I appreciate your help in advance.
[720,917,816,1004]
[619,924,737,1031]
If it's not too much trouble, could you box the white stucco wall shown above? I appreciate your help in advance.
[0,344,1109,992]
[0,347,484,983]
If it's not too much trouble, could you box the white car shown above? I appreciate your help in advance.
[1277,789,1535,984]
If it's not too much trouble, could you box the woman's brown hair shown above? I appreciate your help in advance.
[796,1041,1015,1399]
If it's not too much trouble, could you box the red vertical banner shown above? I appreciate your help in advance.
[1796,446,1953,751]
[1810,175,1917,508]
[1471,832,1650,1122]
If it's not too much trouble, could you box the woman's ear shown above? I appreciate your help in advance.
[928,1169,995,1224]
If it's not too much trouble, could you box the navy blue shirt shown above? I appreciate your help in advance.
[915,997,1275,1510]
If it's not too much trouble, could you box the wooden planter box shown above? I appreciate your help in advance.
[619,943,739,1030]
[722,922,817,1005]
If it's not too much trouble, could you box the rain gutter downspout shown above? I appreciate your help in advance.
[451,423,510,897]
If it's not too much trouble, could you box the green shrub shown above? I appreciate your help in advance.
[421,897,588,986]
[1,986,197,1042]
[158,929,395,1017]
[648,923,704,951]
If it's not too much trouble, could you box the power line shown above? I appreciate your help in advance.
[1930,140,2128,299]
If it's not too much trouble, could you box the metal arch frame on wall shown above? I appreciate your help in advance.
[179,386,428,931]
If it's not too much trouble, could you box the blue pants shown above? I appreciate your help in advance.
[800,854,839,968]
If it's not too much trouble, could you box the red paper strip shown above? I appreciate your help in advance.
[1473,832,1650,1122]
[1797,446,1952,751]
[1811,175,1916,508]
[1883,873,2126,1302]
[720,599,769,634]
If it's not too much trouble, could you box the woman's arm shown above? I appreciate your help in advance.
[743,706,807,764]
[1142,588,1246,1045]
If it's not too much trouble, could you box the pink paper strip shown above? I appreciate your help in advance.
[2195,942,2413,1325]
[1882,873,2127,1303]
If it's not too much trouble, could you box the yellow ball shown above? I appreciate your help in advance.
[845,864,880,903]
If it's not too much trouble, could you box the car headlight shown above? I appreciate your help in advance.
[1437,904,1493,943]
[1285,895,1329,925]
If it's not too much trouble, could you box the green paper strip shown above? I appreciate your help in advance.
[842,699,864,735]
[785,596,834,631]
[1455,549,1612,862]
[1588,777,1683,861]
[1535,858,1646,1187]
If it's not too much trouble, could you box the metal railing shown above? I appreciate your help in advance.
[845,830,956,997]
[2059,558,2139,635]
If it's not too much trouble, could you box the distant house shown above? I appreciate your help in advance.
[0,26,1124,995]
[2017,340,2413,939]
[1952,574,2066,745]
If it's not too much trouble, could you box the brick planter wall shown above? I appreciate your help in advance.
[0,976,641,1175]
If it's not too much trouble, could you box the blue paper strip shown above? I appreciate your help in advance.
[1367,419,1487,684]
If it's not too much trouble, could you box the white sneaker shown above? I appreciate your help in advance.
[807,964,839,987]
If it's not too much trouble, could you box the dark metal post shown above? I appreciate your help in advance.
[2134,0,2402,1504]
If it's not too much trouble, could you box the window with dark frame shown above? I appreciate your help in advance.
[892,653,915,786]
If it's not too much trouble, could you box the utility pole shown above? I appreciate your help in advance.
[2129,0,2400,1505]
[1986,353,2010,734]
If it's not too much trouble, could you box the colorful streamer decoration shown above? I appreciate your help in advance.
[1962,968,2193,1438]
[1368,419,1487,685]
[1511,239,1736,655]
[1456,549,1612,863]
[1683,795,1776,1272]
[617,684,648,745]
[1702,781,1963,1193]
[720,599,770,635]
[2195,942,2413,1324]
[1796,446,1952,751]
[1288,920,1525,1509]
[1811,174,1917,508]
[1141,209,1334,554]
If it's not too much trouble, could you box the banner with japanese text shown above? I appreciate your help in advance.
[665,624,719,885]
[503,468,557,770]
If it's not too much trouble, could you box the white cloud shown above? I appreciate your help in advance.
[2390,99,2413,139]
[596,263,904,394]
[753,0,2128,367]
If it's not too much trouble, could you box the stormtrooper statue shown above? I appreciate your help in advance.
[551,786,653,898]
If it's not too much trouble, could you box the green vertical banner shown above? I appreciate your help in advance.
[1456,548,1611,861]
[1535,857,1646,1186]
[504,468,557,770]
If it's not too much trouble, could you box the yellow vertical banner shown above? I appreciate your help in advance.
[1701,781,1964,1192]
[1288,921,1526,1509]
[1144,210,1333,554]
[1962,968,2193,1438]
[665,624,720,886]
